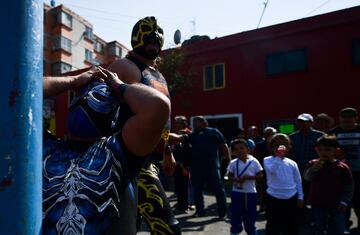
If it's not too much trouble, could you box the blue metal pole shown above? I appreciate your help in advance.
[0,0,43,234]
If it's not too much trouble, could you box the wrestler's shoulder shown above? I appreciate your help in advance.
[108,58,141,84]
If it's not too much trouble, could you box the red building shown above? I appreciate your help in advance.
[170,6,360,140]
[54,6,360,140]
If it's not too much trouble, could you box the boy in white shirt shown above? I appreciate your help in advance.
[263,133,304,235]
[227,139,263,235]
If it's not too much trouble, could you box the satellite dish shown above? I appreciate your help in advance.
[174,29,181,45]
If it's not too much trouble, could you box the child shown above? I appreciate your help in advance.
[227,139,263,235]
[263,133,304,235]
[303,135,353,235]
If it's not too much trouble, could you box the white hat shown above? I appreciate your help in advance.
[297,113,313,122]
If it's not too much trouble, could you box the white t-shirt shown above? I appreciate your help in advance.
[263,156,304,200]
[227,155,263,193]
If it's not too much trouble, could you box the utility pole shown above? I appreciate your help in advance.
[0,0,43,234]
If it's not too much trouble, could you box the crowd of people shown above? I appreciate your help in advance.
[169,109,359,235]
[40,14,360,235]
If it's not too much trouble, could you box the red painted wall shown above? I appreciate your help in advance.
[171,6,360,129]
[53,7,360,136]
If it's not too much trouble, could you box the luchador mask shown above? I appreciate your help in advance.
[131,16,164,59]
[67,81,119,139]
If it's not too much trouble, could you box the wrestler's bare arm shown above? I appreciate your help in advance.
[43,68,96,98]
[99,68,170,157]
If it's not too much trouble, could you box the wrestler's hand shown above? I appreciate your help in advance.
[71,67,98,89]
[162,149,176,176]
[96,66,124,90]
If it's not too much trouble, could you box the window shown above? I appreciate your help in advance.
[51,62,72,75]
[352,40,360,65]
[279,124,295,134]
[263,119,297,135]
[85,49,93,62]
[52,36,72,53]
[190,113,243,142]
[266,48,307,76]
[94,41,104,54]
[108,45,122,57]
[84,26,93,41]
[55,11,72,28]
[203,63,225,90]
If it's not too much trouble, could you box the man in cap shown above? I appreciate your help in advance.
[330,107,360,229]
[290,113,325,173]
[42,67,170,235]
[108,16,181,234]
[289,113,324,224]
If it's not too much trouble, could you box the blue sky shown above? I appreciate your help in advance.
[53,0,360,49]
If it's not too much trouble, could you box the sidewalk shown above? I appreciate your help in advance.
[138,192,359,235]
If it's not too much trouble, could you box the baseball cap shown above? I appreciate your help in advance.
[175,115,187,122]
[339,107,358,118]
[297,113,314,122]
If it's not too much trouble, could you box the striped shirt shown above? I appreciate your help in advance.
[329,125,360,171]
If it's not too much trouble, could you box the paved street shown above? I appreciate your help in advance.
[138,192,359,235]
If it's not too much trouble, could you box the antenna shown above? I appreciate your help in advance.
[257,0,269,29]
[190,17,196,36]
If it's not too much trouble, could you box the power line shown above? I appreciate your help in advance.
[58,2,138,19]
[58,1,185,25]
[304,0,333,17]
[80,14,134,24]
[257,0,269,29]
[78,14,233,37]
[57,1,234,40]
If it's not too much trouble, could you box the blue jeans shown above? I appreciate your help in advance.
[312,206,345,235]
[231,191,258,235]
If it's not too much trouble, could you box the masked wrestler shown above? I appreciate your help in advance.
[108,16,181,234]
[42,67,170,235]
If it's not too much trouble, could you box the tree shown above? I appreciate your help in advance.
[158,48,193,98]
